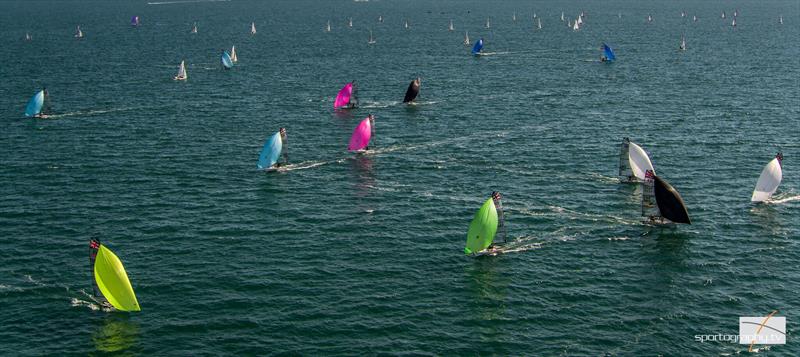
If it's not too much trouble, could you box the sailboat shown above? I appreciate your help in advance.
[732,17,737,27]
[471,38,484,56]
[779,16,783,24]
[561,12,565,22]
[572,18,580,31]
[131,16,140,27]
[681,11,686,18]
[485,17,491,29]
[334,81,358,109]
[368,29,376,44]
[191,22,198,34]
[325,20,331,32]
[464,196,499,255]
[24,89,46,118]
[537,18,542,30]
[74,25,83,38]
[404,19,409,29]
[174,60,187,81]
[348,115,375,153]
[533,12,537,19]
[751,153,783,202]
[647,14,653,23]
[721,12,726,19]
[221,50,233,69]
[601,43,616,62]
[378,15,383,23]
[693,15,698,22]
[25,32,32,41]
[250,22,257,35]
[403,77,421,103]
[679,34,686,51]
[734,9,739,17]
[230,45,238,63]
[89,239,141,312]
[618,138,655,182]
[348,17,353,28]
[448,19,454,31]
[512,12,517,22]
[257,130,287,171]
[577,16,583,25]
[463,31,470,45]
[642,170,691,225]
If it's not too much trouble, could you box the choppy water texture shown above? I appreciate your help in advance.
[1,0,799,355]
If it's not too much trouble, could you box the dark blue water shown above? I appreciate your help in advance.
[1,0,798,355]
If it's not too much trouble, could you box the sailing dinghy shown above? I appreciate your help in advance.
[25,90,45,117]
[334,82,358,109]
[751,153,783,203]
[191,22,198,34]
[601,43,616,62]
[230,45,238,63]
[463,31,470,45]
[619,138,655,182]
[89,239,141,312]
[221,50,233,69]
[642,170,691,225]
[464,197,499,255]
[250,22,257,35]
[348,115,374,153]
[174,60,187,81]
[75,25,83,38]
[403,78,421,103]
[471,38,484,56]
[257,129,287,171]
[131,16,140,27]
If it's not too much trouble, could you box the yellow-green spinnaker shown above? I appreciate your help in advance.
[94,245,140,312]
[464,198,498,255]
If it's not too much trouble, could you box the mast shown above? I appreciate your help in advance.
[641,170,661,222]
[618,138,633,181]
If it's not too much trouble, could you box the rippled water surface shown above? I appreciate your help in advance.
[1,0,799,355]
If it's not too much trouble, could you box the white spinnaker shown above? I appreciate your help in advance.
[628,142,655,181]
[751,158,782,202]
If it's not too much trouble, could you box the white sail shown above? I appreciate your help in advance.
[561,12,565,22]
[779,16,783,24]
[537,18,542,29]
[325,20,331,32]
[230,45,238,62]
[680,35,686,50]
[732,17,736,27]
[577,16,583,25]
[464,31,470,45]
[486,17,490,29]
[251,22,256,35]
[368,29,376,44]
[404,19,409,29]
[75,25,83,38]
[174,60,187,80]
[721,12,726,19]
[628,142,655,181]
[512,12,517,22]
[449,19,454,31]
[572,19,579,31]
[25,33,32,41]
[693,15,698,22]
[191,22,198,33]
[751,157,783,202]
[348,17,353,27]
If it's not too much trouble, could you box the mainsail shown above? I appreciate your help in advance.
[230,46,238,63]
[257,131,283,170]
[403,78,421,103]
[25,90,44,117]
[643,170,690,224]
[191,22,198,34]
[680,35,686,51]
[325,20,331,32]
[471,38,484,55]
[348,116,373,152]
[463,31,470,45]
[620,139,655,181]
[449,19,454,31]
[602,43,616,61]
[75,25,83,38]
[90,239,141,312]
[464,198,498,255]
[131,16,140,27]
[334,82,357,109]
[174,60,187,80]
[221,51,233,69]
[751,154,783,202]
[251,22,257,35]
[368,30,376,44]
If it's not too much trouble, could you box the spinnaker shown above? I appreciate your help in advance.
[257,131,283,170]
[348,115,374,152]
[403,78,421,103]
[751,153,783,202]
[464,198,498,255]
[602,43,616,61]
[90,239,141,312]
[472,38,484,55]
[334,82,357,109]
[221,51,233,69]
[25,90,44,117]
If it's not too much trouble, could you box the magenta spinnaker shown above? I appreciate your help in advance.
[348,117,372,151]
[334,83,353,108]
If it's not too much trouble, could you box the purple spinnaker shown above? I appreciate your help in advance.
[334,83,353,109]
[348,117,372,151]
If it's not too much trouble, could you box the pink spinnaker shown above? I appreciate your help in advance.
[334,83,353,108]
[348,117,372,151]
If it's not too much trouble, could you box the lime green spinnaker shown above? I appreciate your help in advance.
[94,245,141,312]
[464,198,498,255]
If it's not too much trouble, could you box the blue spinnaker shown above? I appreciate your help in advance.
[603,43,616,61]
[221,51,233,69]
[472,39,484,55]
[257,132,282,170]
[25,90,44,117]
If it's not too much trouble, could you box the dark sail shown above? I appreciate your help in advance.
[653,175,691,224]
[403,78,420,103]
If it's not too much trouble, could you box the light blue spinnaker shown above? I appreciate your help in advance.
[471,39,484,55]
[257,132,283,170]
[25,90,44,117]
[602,43,616,61]
[221,51,233,69]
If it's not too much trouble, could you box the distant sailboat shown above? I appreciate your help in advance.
[561,12,565,22]
[230,45,238,63]
[463,31,470,45]
[131,16,140,27]
[257,129,288,171]
[751,153,783,202]
[485,17,491,29]
[89,239,141,312]
[24,89,45,117]
[378,15,383,23]
[679,34,686,51]
[325,20,331,32]
[601,43,616,62]
[681,11,686,18]
[191,22,198,34]
[642,170,691,225]
[693,15,698,22]
[647,14,653,23]
[471,38,484,56]
[250,22,257,35]
[464,196,499,255]
[721,12,726,19]
[403,77,421,103]
[404,19,409,29]
[368,29,376,44]
[448,19,454,31]
[533,12,537,19]
[537,18,542,29]
[74,25,83,38]
[334,81,358,109]
[577,16,583,25]
[348,17,353,28]
[174,60,187,81]
[618,138,655,182]
[733,9,739,17]
[779,16,783,24]
[512,12,517,22]
[25,32,32,41]
[732,17,737,27]
[348,115,375,152]
[572,18,580,31]
[221,50,233,69]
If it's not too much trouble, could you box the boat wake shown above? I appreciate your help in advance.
[498,236,544,254]
[360,100,400,109]
[768,194,800,204]
[71,297,104,311]
[40,107,136,119]
[478,51,510,56]
[275,161,329,172]
[405,100,438,106]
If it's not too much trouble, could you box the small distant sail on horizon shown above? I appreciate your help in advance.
[378,15,383,23]
[533,12,537,19]
[680,34,686,51]
[779,15,783,24]
[131,16,140,27]
[230,45,238,63]
[601,43,616,62]
[191,22,198,34]
[647,14,653,23]
[693,15,698,22]
[25,90,45,117]
[257,131,284,170]
[325,20,331,32]
[174,60,187,81]
[485,17,491,29]
[751,153,783,202]
[334,82,358,109]
[250,22,257,35]
[464,197,498,255]
[25,32,32,41]
[471,38,484,56]
[448,19,454,31]
[89,239,141,312]
[619,138,655,182]
[722,12,726,19]
[577,15,583,25]
[348,17,353,28]
[734,9,739,17]
[572,18,580,30]
[537,17,542,29]
[403,77,421,103]
[348,115,374,152]
[642,170,691,225]
[368,29,376,44]
[732,17,737,27]
[74,25,83,38]
[463,30,470,45]
[681,11,686,18]
[512,12,517,22]
[561,12,565,22]
[221,50,233,69]
[404,19,409,29]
